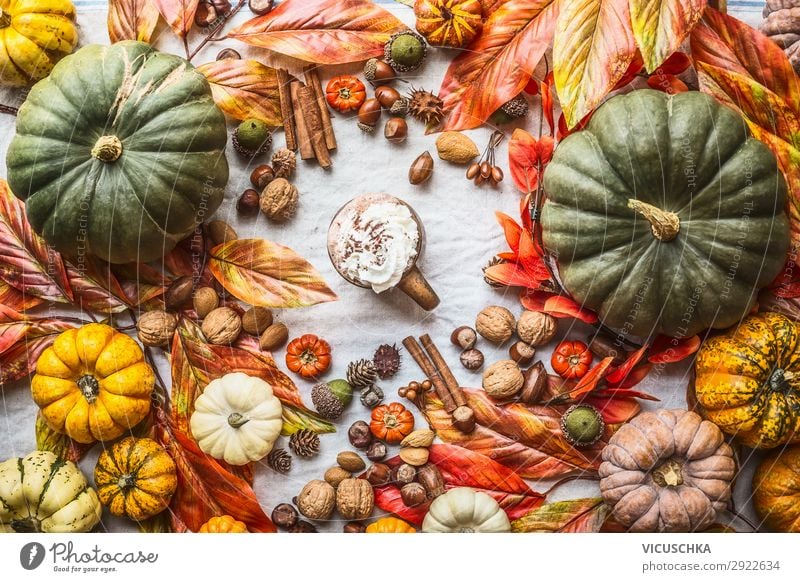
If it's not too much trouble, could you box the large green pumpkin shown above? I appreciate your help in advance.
[5,41,228,264]
[541,90,789,338]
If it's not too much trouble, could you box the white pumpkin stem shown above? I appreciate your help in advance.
[627,199,680,242]
[92,135,123,163]
[227,412,250,428]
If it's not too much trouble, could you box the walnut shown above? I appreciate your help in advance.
[201,307,242,345]
[137,310,178,347]
[260,178,298,222]
[482,359,524,399]
[297,480,336,520]
[517,310,557,346]
[475,305,516,344]
[335,478,375,520]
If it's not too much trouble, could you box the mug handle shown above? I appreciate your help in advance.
[397,266,440,311]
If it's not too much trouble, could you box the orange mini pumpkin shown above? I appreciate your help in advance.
[370,402,414,444]
[285,334,331,379]
[551,340,592,380]
[325,75,367,113]
[365,516,416,533]
[198,515,248,533]
[414,0,482,48]
[753,445,800,532]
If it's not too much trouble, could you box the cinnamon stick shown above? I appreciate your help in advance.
[277,69,297,151]
[297,85,332,169]
[402,336,457,413]
[303,66,337,151]
[290,81,315,160]
[420,334,468,408]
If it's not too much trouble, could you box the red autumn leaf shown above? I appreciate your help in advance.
[646,73,689,94]
[0,317,78,384]
[511,497,610,532]
[155,410,276,533]
[521,290,599,323]
[439,0,559,131]
[35,412,93,464]
[227,0,407,65]
[208,238,337,309]
[508,129,554,194]
[769,257,800,298]
[605,346,648,385]
[0,179,72,303]
[496,211,522,255]
[373,444,545,525]
[108,0,161,44]
[484,261,548,290]
[567,356,616,399]
[584,394,641,423]
[541,71,555,133]
[67,258,130,314]
[0,281,42,313]
[656,51,692,75]
[197,59,282,126]
[170,318,334,437]
[594,387,659,402]
[606,364,655,390]
[152,0,198,39]
[422,388,610,479]
[612,52,644,89]
[647,334,701,363]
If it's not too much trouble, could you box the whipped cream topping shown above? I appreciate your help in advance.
[335,201,419,293]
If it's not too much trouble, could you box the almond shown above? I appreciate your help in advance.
[400,429,435,448]
[435,131,479,164]
[399,446,430,466]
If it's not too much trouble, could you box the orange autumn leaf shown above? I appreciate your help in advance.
[520,289,599,323]
[553,0,637,128]
[508,128,554,194]
[511,497,610,532]
[228,0,408,65]
[439,0,559,131]
[631,0,706,73]
[152,0,198,39]
[208,238,337,308]
[197,59,282,126]
[0,281,42,313]
[108,0,161,44]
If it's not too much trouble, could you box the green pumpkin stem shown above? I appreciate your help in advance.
[77,375,100,404]
[227,412,250,428]
[91,135,123,163]
[627,199,680,242]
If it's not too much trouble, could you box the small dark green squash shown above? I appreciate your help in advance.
[5,41,229,264]
[542,89,789,338]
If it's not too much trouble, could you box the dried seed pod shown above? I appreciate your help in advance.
[164,276,194,310]
[409,151,434,185]
[365,463,391,486]
[241,306,273,335]
[201,307,242,345]
[271,503,298,529]
[466,162,481,180]
[337,451,366,473]
[417,463,445,499]
[460,348,484,371]
[393,463,417,485]
[509,341,536,366]
[259,323,289,351]
[400,482,427,507]
[519,361,548,404]
[451,326,478,350]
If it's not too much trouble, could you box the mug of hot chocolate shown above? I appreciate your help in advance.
[327,193,440,310]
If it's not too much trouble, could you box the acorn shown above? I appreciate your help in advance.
[364,58,396,84]
[233,118,272,158]
[375,85,402,109]
[357,98,382,132]
[560,404,605,447]
[384,30,427,72]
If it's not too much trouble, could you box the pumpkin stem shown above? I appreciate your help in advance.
[383,413,398,429]
[227,412,250,428]
[769,368,796,393]
[0,9,10,28]
[652,458,684,487]
[627,199,680,242]
[77,375,100,403]
[10,517,42,533]
[92,135,123,163]
[117,474,136,491]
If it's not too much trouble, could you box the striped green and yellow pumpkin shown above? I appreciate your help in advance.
[0,450,102,533]
[94,437,177,522]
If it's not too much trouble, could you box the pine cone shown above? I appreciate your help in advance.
[373,344,401,379]
[347,359,379,389]
[289,429,320,457]
[267,448,292,473]
[408,88,444,126]
[360,384,385,408]
[272,148,297,178]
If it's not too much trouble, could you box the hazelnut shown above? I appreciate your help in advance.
[241,306,273,335]
[519,361,547,404]
[260,178,298,222]
[237,189,260,216]
[194,2,217,27]
[399,446,429,466]
[297,480,336,520]
[384,117,408,142]
[201,307,242,345]
[137,310,178,347]
[336,451,366,473]
[375,85,401,108]
[476,305,516,344]
[193,286,219,318]
[417,463,445,499]
[366,440,387,461]
[207,219,237,246]
[343,521,366,533]
[452,405,476,433]
[248,0,274,15]
[365,463,391,486]
[164,276,193,310]
[259,322,289,351]
[482,359,524,399]
[348,421,373,449]
[250,164,274,189]
[358,98,382,128]
[400,482,427,507]
[324,466,351,488]
[451,325,478,350]
[517,310,557,346]
[460,348,484,371]
[509,341,536,366]
[336,478,374,520]
[271,503,298,529]
[393,463,417,485]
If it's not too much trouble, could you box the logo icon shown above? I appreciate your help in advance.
[20,542,45,570]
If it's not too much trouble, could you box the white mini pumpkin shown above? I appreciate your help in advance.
[190,372,283,466]
[0,450,102,533]
[422,487,511,533]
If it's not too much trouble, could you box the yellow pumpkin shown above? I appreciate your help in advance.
[753,445,800,532]
[0,0,78,86]
[413,0,482,48]
[692,312,800,449]
[365,516,416,533]
[198,515,248,533]
[94,437,177,522]
[31,323,155,444]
